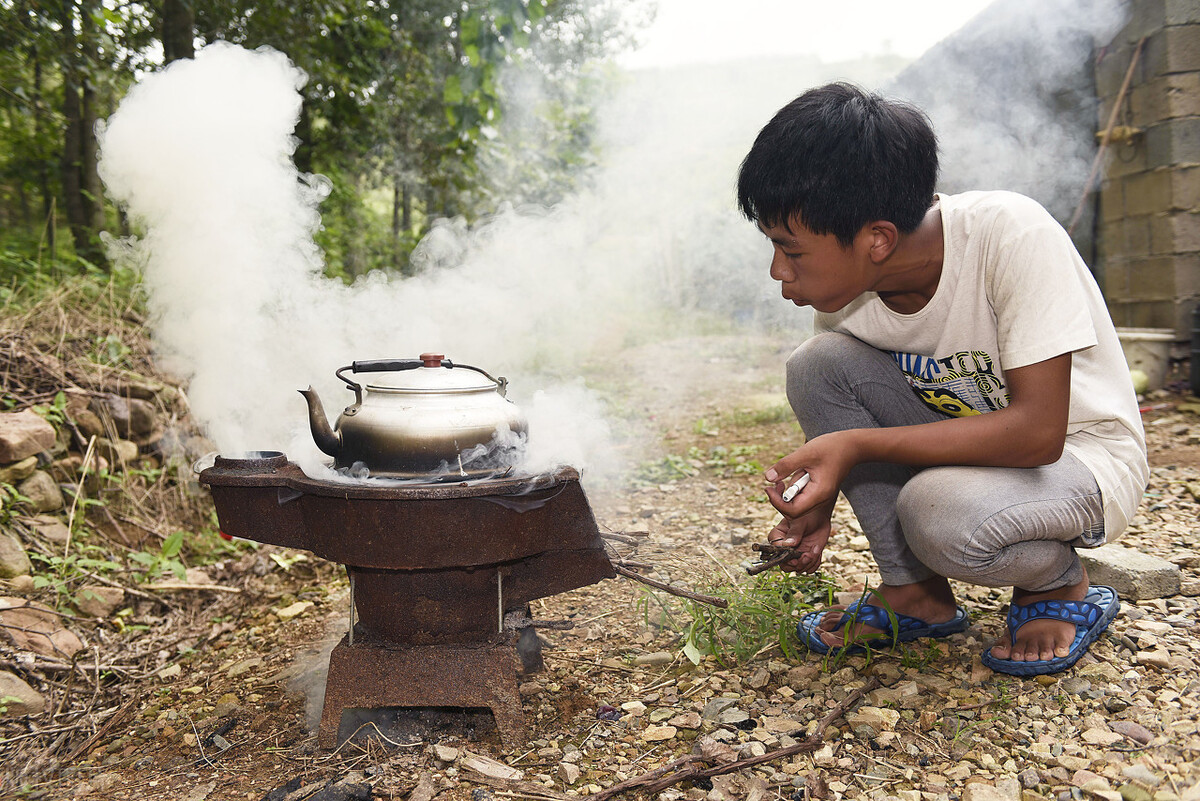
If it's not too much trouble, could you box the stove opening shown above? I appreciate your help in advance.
[337,706,499,747]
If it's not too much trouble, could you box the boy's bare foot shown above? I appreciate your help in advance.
[988,573,1089,663]
[813,575,961,649]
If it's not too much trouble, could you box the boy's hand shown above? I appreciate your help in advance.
[766,500,836,573]
[764,432,857,518]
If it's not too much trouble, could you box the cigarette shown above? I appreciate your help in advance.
[781,473,810,502]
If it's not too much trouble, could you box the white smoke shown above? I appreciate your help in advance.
[96,41,834,484]
[97,42,641,481]
[887,0,1129,229]
[97,2,1123,487]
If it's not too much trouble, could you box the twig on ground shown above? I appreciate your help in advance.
[143,582,242,594]
[58,696,138,766]
[612,564,729,609]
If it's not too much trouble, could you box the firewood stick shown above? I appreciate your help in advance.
[612,563,729,608]
[746,542,800,575]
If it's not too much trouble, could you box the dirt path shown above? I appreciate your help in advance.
[11,333,1200,800]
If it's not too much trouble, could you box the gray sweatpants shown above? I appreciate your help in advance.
[787,333,1105,593]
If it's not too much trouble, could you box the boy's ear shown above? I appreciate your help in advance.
[866,221,899,263]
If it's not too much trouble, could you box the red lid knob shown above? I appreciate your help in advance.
[420,353,445,367]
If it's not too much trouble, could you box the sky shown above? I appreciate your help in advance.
[620,0,998,68]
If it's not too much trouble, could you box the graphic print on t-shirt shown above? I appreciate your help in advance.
[890,350,1010,417]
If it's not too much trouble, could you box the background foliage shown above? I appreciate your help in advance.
[0,0,644,288]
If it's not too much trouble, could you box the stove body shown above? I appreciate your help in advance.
[199,452,613,748]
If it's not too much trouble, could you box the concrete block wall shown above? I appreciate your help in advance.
[1096,0,1200,337]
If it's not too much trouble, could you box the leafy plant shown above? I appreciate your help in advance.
[128,531,187,582]
[631,454,698,486]
[29,544,123,610]
[687,445,762,475]
[672,569,837,667]
[729,405,796,427]
[0,483,32,526]
[91,333,133,368]
[30,391,68,427]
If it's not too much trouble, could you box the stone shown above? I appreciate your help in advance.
[1109,720,1155,744]
[1118,783,1155,801]
[224,657,262,678]
[71,408,106,440]
[47,455,101,495]
[95,438,140,468]
[1057,754,1092,772]
[558,763,581,785]
[1077,662,1122,682]
[0,456,38,486]
[1121,764,1163,787]
[17,471,64,513]
[157,664,182,680]
[0,597,84,659]
[762,716,804,734]
[642,725,677,741]
[669,711,701,729]
[5,575,35,594]
[620,700,647,716]
[846,706,901,731]
[746,667,771,689]
[74,585,124,618]
[28,515,70,544]
[89,394,159,439]
[273,601,313,621]
[961,783,1014,801]
[1082,726,1124,746]
[0,410,56,463]
[0,670,44,716]
[702,697,738,720]
[460,751,523,781]
[0,532,31,579]
[432,745,459,763]
[1079,544,1181,600]
[90,773,121,793]
[1135,649,1174,669]
[214,693,239,717]
[633,651,673,666]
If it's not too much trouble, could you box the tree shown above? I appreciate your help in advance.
[0,0,644,279]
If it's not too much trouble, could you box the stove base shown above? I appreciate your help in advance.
[318,636,527,749]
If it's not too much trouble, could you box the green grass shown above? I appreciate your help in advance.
[641,569,837,667]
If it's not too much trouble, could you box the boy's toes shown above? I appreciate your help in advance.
[816,609,844,632]
[988,635,1012,660]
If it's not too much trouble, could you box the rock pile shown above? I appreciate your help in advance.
[0,377,216,719]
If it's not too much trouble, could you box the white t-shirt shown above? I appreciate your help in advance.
[815,190,1148,542]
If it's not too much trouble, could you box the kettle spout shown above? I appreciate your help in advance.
[299,387,342,458]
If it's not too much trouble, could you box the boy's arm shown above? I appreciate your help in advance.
[766,352,1072,518]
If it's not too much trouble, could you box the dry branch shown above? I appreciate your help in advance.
[612,564,729,609]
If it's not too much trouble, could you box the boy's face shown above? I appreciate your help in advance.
[758,218,873,313]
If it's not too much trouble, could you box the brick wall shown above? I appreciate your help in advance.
[1097,0,1200,337]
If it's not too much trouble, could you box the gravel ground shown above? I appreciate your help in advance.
[44,335,1200,801]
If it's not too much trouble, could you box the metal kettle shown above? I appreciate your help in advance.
[299,353,528,479]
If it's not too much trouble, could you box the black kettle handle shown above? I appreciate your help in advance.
[335,357,508,399]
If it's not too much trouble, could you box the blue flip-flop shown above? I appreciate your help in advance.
[797,600,971,656]
[981,585,1120,677]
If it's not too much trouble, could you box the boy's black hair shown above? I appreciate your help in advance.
[736,82,938,247]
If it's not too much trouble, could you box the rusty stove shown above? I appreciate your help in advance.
[199,451,614,748]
